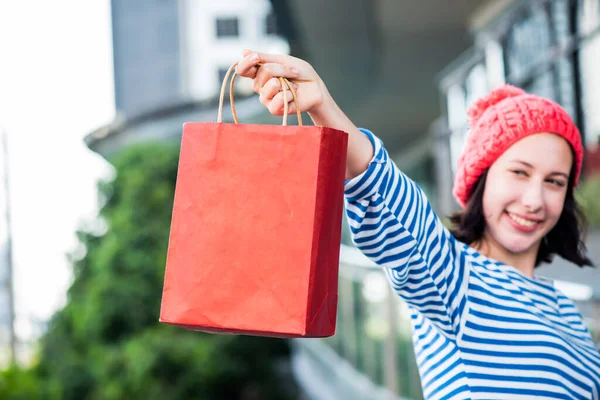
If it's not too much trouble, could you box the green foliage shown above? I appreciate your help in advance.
[576,173,600,228]
[7,141,298,400]
[0,364,42,400]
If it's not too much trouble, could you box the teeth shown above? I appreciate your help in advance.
[508,213,537,228]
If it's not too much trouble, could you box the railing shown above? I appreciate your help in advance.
[291,242,600,400]
[291,245,423,400]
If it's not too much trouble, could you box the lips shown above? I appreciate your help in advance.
[506,211,542,232]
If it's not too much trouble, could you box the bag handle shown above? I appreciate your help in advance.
[217,62,303,126]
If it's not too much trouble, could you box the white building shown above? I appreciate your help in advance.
[180,0,290,101]
[110,0,289,118]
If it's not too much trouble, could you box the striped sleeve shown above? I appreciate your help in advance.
[344,129,470,336]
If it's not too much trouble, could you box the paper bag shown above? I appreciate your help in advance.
[159,65,348,337]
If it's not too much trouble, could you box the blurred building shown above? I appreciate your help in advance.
[110,0,288,119]
[86,0,600,399]
[89,0,288,156]
[288,1,600,399]
[110,0,181,117]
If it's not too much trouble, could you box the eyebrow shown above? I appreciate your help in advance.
[509,159,570,179]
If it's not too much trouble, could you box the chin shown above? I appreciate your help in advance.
[497,234,540,255]
[502,243,535,255]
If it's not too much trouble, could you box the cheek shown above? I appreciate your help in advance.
[545,192,567,222]
[481,192,495,219]
[482,182,512,218]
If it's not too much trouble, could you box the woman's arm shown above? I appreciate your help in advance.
[235,50,373,179]
[236,51,470,336]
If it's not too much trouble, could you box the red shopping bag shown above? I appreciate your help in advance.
[159,65,348,337]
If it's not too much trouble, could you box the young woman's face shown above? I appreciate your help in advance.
[482,133,573,257]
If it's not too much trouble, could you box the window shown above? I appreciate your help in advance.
[266,12,278,35]
[216,17,239,38]
[503,4,553,82]
[502,3,562,102]
[578,0,600,147]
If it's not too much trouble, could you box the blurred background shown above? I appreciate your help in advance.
[1,0,600,399]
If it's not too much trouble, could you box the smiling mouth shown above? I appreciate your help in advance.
[506,212,540,228]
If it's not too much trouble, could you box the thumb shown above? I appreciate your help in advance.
[242,49,253,57]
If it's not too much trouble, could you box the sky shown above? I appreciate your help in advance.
[0,1,115,343]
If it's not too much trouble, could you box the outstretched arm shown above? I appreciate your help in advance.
[235,50,373,180]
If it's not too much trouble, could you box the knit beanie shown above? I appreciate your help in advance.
[452,84,584,208]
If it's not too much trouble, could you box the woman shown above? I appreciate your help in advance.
[235,50,600,399]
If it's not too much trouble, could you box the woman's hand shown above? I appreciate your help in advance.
[235,50,374,180]
[235,49,329,117]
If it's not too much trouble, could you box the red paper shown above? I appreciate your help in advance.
[159,122,348,337]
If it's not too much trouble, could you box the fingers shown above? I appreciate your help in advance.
[238,49,303,117]
[268,89,296,116]
[249,50,294,65]
[237,49,306,81]
[235,52,260,78]
[259,78,298,104]
[253,63,299,92]
[259,78,281,104]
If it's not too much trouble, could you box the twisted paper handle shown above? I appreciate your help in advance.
[217,62,303,126]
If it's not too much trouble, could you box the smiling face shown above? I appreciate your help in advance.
[481,133,573,262]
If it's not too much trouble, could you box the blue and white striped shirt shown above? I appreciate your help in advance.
[344,129,600,399]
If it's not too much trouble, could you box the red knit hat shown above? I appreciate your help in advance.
[452,84,584,208]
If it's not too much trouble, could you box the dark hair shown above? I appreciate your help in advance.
[448,169,594,268]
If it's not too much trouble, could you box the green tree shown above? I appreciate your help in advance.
[17,142,298,400]
[0,364,42,400]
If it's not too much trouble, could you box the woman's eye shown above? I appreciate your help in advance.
[547,179,566,188]
[511,170,527,176]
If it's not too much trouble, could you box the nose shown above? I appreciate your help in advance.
[521,182,544,213]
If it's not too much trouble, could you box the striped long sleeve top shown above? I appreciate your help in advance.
[344,129,600,400]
